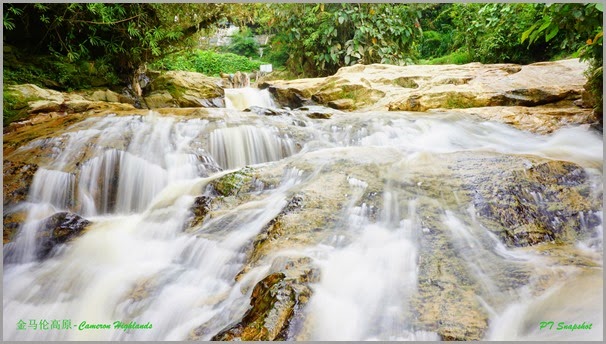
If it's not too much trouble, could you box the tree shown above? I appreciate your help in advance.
[260,3,423,76]
[522,3,603,117]
[3,3,255,89]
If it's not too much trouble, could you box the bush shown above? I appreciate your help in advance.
[419,30,454,59]
[151,50,263,76]
[3,48,120,91]
[424,50,472,65]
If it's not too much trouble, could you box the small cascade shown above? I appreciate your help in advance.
[209,124,295,170]
[224,88,276,111]
[303,177,437,340]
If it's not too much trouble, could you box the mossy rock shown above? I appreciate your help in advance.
[148,71,225,108]
[3,84,62,126]
[210,167,255,197]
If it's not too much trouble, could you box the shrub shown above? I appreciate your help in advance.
[151,50,263,76]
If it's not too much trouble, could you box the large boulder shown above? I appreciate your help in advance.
[145,71,225,108]
[261,59,598,131]
[263,59,587,112]
[386,59,586,111]
[3,83,137,128]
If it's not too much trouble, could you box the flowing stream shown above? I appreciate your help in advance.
[3,88,603,341]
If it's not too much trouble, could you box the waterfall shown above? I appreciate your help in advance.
[3,88,603,340]
[224,88,276,111]
[208,125,295,170]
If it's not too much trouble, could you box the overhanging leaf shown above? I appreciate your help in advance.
[545,26,559,42]
[521,22,538,43]
[537,20,551,34]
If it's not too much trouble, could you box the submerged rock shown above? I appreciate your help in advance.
[35,212,91,260]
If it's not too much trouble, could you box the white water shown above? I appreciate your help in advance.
[4,88,603,341]
[224,88,275,111]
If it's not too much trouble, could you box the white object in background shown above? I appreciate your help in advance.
[260,64,273,73]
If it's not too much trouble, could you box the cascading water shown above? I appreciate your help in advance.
[3,87,603,341]
[224,87,276,111]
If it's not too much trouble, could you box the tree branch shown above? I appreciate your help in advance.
[72,14,140,25]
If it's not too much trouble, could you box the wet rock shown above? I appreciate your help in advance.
[244,106,290,117]
[306,112,332,120]
[470,160,602,247]
[87,89,123,103]
[411,202,489,341]
[3,161,38,207]
[311,87,344,104]
[27,100,63,113]
[3,209,27,244]
[35,212,91,260]
[265,84,316,109]
[143,90,176,108]
[186,195,213,229]
[3,84,65,124]
[5,84,64,103]
[210,167,255,197]
[296,105,345,120]
[221,71,251,89]
[210,257,319,341]
[146,71,225,108]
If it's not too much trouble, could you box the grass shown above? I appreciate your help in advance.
[420,50,474,65]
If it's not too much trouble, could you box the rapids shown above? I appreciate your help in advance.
[3,88,603,341]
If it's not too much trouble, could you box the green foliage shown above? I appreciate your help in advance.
[151,50,263,76]
[585,60,603,115]
[262,33,290,68]
[419,30,454,59]
[417,4,457,59]
[521,3,602,116]
[226,28,260,58]
[3,4,23,30]
[2,3,245,84]
[423,50,473,65]
[260,3,422,76]
[3,90,24,126]
[449,3,556,64]
[3,48,120,91]
[521,3,602,57]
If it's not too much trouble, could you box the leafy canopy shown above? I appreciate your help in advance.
[3,3,256,80]
[259,3,423,76]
